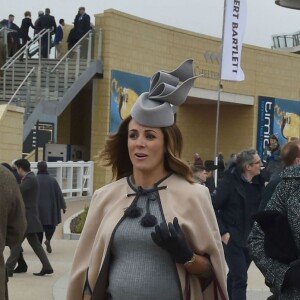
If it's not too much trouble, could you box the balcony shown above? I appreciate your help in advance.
[272,31,300,53]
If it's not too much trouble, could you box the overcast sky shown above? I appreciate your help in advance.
[1,0,300,48]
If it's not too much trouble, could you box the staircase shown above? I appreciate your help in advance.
[0,29,103,141]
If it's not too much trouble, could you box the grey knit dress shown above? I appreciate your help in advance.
[106,181,182,300]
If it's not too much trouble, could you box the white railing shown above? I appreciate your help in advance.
[272,31,300,49]
[30,161,94,199]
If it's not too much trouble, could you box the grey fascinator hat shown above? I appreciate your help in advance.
[131,59,200,127]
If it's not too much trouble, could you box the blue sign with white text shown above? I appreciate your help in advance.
[257,96,300,158]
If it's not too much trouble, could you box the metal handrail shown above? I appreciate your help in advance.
[0,27,17,35]
[51,29,93,73]
[7,67,35,105]
[1,28,48,70]
[0,27,19,59]
[1,29,51,100]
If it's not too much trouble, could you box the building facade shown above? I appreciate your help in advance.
[56,9,300,189]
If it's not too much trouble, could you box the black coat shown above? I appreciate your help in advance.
[212,167,264,247]
[37,173,66,226]
[20,172,43,233]
[258,174,281,210]
[39,14,57,33]
[248,164,300,299]
[0,20,20,44]
[74,13,90,39]
[0,166,26,300]
[19,17,35,41]
[252,210,298,264]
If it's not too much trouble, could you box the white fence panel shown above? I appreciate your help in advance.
[30,161,94,199]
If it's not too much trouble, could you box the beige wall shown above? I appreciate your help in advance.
[178,103,257,164]
[73,9,300,189]
[0,105,24,163]
[57,88,92,156]
[1,10,298,190]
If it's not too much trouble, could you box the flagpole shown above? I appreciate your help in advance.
[214,0,227,187]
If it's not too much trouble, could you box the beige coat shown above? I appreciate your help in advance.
[67,174,228,300]
[0,166,26,300]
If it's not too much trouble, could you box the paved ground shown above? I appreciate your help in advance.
[4,198,272,300]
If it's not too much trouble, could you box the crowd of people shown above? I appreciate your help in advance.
[0,6,92,63]
[0,159,66,300]
[192,136,300,300]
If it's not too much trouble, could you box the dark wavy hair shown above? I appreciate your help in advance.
[14,158,31,172]
[100,116,193,182]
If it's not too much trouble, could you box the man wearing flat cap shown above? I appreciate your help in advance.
[203,160,217,194]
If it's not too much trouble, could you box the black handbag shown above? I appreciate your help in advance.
[252,210,298,264]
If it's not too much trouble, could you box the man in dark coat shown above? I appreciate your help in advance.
[0,14,20,57]
[67,27,77,51]
[0,165,26,300]
[39,8,56,58]
[34,11,44,35]
[73,6,90,58]
[74,6,90,40]
[212,148,265,300]
[36,161,66,253]
[6,159,54,277]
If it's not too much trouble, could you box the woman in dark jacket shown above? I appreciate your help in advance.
[19,11,35,59]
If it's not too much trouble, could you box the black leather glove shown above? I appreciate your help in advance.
[151,217,194,264]
[283,259,300,290]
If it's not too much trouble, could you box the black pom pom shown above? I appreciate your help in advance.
[140,213,157,227]
[124,206,142,218]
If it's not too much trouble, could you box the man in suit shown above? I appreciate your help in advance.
[54,19,65,59]
[6,159,54,277]
[74,7,90,58]
[39,8,56,58]
[0,14,20,57]
[74,7,90,40]
[0,165,26,300]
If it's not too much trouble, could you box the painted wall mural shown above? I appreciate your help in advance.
[257,96,300,158]
[110,70,149,133]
